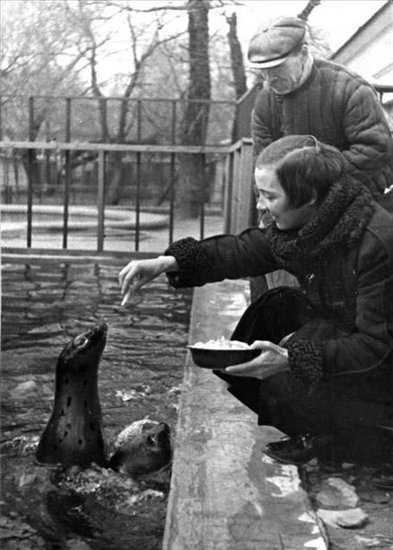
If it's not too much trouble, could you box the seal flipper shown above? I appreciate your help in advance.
[46,490,94,538]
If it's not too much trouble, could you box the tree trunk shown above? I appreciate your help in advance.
[178,0,211,219]
[298,0,321,21]
[105,152,124,205]
[104,99,129,206]
[227,12,247,100]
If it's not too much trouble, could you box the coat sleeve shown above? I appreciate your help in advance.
[286,229,393,389]
[341,83,392,183]
[164,229,280,288]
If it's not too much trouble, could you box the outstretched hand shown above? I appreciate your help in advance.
[118,256,177,306]
[224,340,289,380]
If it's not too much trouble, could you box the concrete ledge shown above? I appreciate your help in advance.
[163,279,327,550]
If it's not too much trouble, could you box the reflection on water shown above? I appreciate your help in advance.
[1,260,192,549]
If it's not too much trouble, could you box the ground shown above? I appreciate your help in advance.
[300,456,393,549]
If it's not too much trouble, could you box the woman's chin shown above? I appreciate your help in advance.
[273,219,282,229]
[275,220,294,231]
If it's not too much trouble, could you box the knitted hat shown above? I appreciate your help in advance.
[248,17,307,69]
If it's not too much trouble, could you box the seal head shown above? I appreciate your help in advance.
[108,419,172,477]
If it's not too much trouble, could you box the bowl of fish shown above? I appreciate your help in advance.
[188,337,260,369]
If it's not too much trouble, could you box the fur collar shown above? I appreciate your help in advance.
[267,177,375,273]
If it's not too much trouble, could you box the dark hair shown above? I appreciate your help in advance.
[255,135,344,208]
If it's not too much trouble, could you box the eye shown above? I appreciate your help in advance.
[261,190,276,201]
[254,188,265,201]
[146,435,156,447]
[74,334,89,348]
[255,189,274,203]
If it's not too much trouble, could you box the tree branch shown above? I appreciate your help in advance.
[106,1,188,13]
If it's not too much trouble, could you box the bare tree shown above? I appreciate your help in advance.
[176,0,212,218]
[1,0,92,200]
[1,1,89,138]
[2,0,240,208]
[46,0,188,203]
[226,12,247,100]
[106,0,236,215]
[297,0,321,21]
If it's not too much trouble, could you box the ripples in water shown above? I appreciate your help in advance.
[1,260,193,550]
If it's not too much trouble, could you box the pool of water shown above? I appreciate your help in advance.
[0,204,168,235]
[1,260,193,549]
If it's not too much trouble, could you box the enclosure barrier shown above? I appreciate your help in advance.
[0,139,254,261]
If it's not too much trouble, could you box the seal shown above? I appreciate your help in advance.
[108,418,172,477]
[36,323,107,467]
[4,324,174,548]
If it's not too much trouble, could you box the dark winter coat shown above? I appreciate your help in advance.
[165,179,393,433]
[252,58,393,203]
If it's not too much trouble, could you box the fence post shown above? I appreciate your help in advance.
[97,150,105,252]
[3,148,11,203]
[223,150,234,233]
[230,147,241,233]
[224,139,254,235]
[27,97,35,247]
[135,100,142,251]
[169,100,177,245]
[199,153,206,240]
[63,98,71,249]
[237,138,254,231]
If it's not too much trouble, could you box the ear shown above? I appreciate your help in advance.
[301,44,309,55]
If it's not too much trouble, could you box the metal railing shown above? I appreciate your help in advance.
[0,139,254,259]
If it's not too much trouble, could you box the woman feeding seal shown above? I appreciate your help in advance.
[119,135,393,465]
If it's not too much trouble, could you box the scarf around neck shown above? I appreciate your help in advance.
[266,177,375,273]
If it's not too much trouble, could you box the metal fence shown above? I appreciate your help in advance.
[1,139,254,260]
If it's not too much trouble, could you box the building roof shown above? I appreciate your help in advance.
[331,0,392,60]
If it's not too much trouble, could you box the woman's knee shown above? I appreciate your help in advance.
[231,286,317,344]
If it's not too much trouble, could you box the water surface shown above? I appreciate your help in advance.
[1,260,192,549]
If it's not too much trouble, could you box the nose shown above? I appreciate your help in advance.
[256,195,268,212]
[156,423,171,448]
[157,422,170,434]
[263,67,281,79]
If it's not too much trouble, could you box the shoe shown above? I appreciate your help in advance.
[264,436,315,465]
[264,435,333,465]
